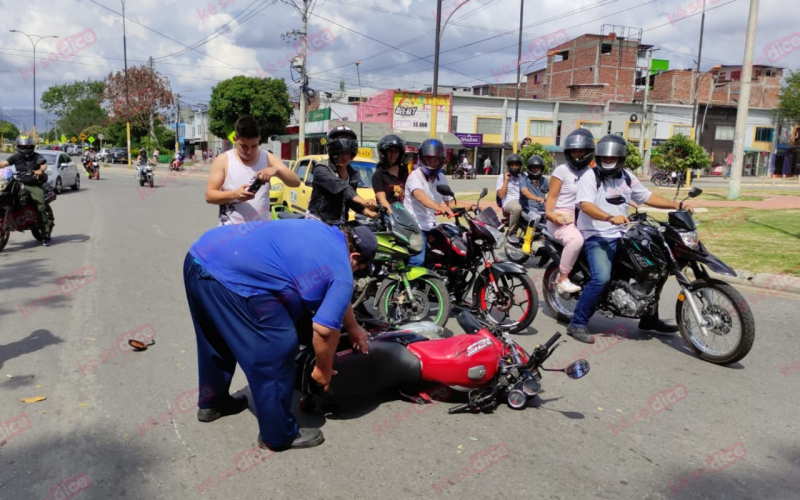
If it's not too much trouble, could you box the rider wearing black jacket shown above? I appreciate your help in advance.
[0,137,54,246]
[306,126,376,225]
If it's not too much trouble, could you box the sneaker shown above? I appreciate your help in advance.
[638,318,679,333]
[566,325,595,344]
[43,238,51,247]
[196,394,249,422]
[557,279,581,295]
[258,428,324,451]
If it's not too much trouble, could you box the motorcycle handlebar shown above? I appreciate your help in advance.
[543,332,561,350]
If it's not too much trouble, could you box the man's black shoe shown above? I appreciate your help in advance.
[258,428,324,451]
[566,325,595,344]
[197,394,249,422]
[638,318,679,333]
[43,238,51,247]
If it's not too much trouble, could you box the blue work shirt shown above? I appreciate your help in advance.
[189,219,353,330]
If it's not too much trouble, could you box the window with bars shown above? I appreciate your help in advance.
[451,116,458,133]
[528,120,553,137]
[730,70,741,81]
[477,117,503,135]
[715,125,735,141]
[579,122,602,137]
[755,127,774,142]
[627,123,642,140]
[673,125,693,137]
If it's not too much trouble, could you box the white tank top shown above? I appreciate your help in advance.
[218,150,271,226]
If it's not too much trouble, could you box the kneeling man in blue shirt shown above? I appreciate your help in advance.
[183,219,377,450]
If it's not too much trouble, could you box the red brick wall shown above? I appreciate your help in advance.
[649,68,782,109]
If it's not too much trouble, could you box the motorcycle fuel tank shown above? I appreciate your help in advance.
[408,331,501,388]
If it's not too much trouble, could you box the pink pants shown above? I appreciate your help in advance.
[546,209,584,275]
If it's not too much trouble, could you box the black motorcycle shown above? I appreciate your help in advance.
[0,171,56,251]
[540,187,755,365]
[425,186,538,334]
[451,164,476,179]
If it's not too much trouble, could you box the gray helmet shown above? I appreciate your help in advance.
[16,136,35,159]
[506,153,523,176]
[595,134,629,177]
[563,129,595,171]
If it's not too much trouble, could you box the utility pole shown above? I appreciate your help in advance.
[728,0,760,200]
[122,0,132,169]
[430,0,443,139]
[355,62,363,148]
[512,0,524,154]
[295,0,310,158]
[690,1,707,142]
[175,93,181,154]
[9,31,58,142]
[699,74,719,146]
[640,49,653,163]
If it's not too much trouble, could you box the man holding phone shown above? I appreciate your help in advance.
[205,116,300,226]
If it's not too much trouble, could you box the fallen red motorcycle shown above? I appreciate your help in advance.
[295,311,589,414]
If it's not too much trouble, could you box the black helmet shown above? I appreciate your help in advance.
[16,136,35,159]
[506,153,523,176]
[563,129,595,171]
[526,155,545,180]
[377,134,406,167]
[595,134,629,177]
[418,138,446,177]
[326,125,359,164]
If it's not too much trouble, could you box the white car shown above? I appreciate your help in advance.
[36,150,81,193]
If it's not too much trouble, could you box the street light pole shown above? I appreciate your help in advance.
[122,0,132,169]
[728,0,760,200]
[690,1,707,143]
[9,30,58,142]
[355,62,363,148]
[430,0,472,139]
[512,0,524,154]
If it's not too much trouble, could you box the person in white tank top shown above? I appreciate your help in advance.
[205,116,300,226]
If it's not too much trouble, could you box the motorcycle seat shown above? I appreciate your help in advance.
[277,212,305,220]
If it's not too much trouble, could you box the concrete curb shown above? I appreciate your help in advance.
[706,269,800,296]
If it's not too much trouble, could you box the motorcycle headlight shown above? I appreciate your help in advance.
[270,182,284,191]
[679,230,699,249]
[0,179,8,191]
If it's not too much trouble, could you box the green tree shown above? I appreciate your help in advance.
[41,80,105,117]
[651,134,710,199]
[58,98,109,139]
[209,76,293,142]
[519,142,554,173]
[626,141,644,170]
[0,120,20,143]
[777,70,800,124]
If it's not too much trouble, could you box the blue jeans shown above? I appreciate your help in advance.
[570,236,619,328]
[408,230,429,267]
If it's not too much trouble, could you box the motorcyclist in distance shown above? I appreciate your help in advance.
[0,136,54,246]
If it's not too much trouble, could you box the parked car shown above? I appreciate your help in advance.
[712,166,723,176]
[280,154,376,218]
[111,148,129,164]
[68,145,82,156]
[35,150,81,193]
[97,148,112,162]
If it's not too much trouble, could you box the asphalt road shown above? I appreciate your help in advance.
[1,164,799,500]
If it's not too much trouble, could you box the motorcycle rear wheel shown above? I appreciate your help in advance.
[504,227,530,265]
[542,263,581,323]
[378,276,451,328]
[0,221,9,251]
[676,279,755,365]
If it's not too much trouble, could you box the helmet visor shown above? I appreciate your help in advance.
[421,156,443,169]
[18,145,34,155]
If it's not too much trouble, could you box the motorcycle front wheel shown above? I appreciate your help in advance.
[474,270,537,333]
[378,276,451,328]
[148,177,154,188]
[0,219,10,251]
[676,279,755,365]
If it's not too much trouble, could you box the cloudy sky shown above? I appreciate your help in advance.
[0,0,797,117]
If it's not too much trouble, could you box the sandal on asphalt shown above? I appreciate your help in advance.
[258,428,325,451]
[196,394,249,422]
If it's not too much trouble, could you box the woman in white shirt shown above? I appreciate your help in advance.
[544,129,595,294]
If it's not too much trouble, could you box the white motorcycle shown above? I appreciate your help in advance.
[136,161,155,188]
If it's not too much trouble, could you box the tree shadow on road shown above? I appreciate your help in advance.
[0,329,63,371]
[0,258,55,292]
[0,427,159,499]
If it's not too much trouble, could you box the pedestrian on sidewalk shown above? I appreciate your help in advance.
[153,148,160,164]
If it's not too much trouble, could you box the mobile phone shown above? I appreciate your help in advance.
[248,178,265,193]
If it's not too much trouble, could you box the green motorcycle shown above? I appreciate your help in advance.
[354,203,451,328]
[270,203,451,328]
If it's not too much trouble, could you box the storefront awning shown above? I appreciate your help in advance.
[543,145,564,153]
[744,147,770,153]
[388,129,464,149]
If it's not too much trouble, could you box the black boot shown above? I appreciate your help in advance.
[258,428,324,451]
[566,324,595,344]
[196,394,249,422]
[638,315,679,333]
